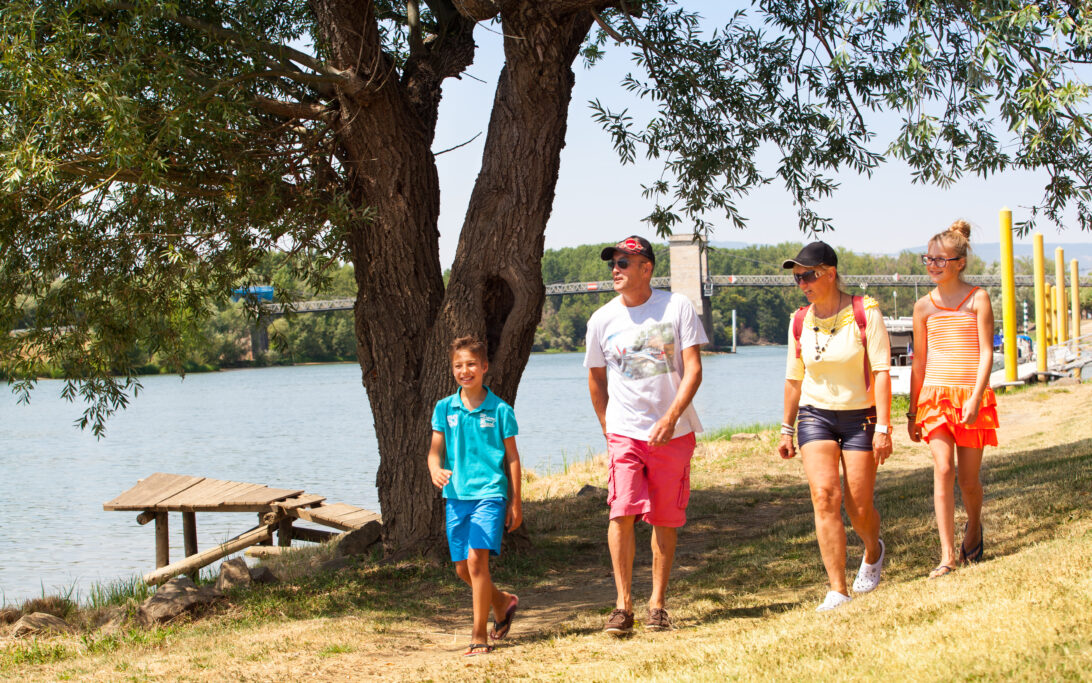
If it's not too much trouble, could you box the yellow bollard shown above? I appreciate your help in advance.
[1055,247,1068,345]
[1073,259,1082,341]
[999,208,1018,381]
[1047,283,1056,345]
[1033,234,1048,372]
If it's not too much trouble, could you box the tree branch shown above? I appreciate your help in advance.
[805,0,866,131]
[106,2,365,94]
[253,96,337,121]
[451,0,500,22]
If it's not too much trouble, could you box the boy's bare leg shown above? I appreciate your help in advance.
[649,526,676,610]
[608,515,636,612]
[466,549,513,644]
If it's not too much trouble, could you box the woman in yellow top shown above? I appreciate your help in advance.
[908,221,998,579]
[778,242,893,612]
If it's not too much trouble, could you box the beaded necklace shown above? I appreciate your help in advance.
[811,295,845,362]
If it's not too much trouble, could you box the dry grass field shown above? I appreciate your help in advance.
[3,381,1091,681]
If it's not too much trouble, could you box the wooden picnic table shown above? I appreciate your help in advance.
[104,473,380,585]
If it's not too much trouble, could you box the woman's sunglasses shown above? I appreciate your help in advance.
[793,269,822,284]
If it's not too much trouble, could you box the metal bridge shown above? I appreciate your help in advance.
[543,274,1041,296]
[259,275,1048,313]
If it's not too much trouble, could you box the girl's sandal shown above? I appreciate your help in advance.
[464,643,493,657]
[961,524,984,565]
[928,564,955,579]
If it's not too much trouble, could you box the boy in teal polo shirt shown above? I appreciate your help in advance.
[428,335,522,657]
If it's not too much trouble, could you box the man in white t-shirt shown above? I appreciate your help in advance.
[584,235,708,636]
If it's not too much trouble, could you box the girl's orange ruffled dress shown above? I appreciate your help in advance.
[915,288,999,448]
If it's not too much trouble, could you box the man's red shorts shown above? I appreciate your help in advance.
[606,432,696,528]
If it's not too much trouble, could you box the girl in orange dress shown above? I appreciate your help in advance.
[908,220,999,579]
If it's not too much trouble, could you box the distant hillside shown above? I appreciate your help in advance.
[970,242,1092,271]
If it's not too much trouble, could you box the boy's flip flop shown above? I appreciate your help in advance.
[464,643,493,657]
[490,595,519,641]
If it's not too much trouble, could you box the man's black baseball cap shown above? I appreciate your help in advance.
[601,236,656,265]
[781,241,837,269]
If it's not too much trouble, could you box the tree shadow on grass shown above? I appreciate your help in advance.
[240,437,1091,636]
[668,437,1092,626]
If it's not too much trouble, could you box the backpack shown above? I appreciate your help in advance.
[792,295,871,389]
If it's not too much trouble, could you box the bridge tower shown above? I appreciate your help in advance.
[667,234,714,346]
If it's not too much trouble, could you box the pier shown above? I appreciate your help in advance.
[104,473,380,585]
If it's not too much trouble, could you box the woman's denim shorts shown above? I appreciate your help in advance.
[797,405,877,452]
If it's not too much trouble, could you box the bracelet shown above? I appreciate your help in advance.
[905,412,916,419]
[781,422,794,430]
[780,426,795,436]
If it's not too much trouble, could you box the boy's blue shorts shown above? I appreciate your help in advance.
[445,498,506,562]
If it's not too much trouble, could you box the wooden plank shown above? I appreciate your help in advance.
[273,494,326,512]
[336,510,382,528]
[143,525,273,586]
[217,483,272,505]
[182,480,254,506]
[231,488,305,506]
[157,478,237,508]
[306,502,359,519]
[183,503,283,513]
[103,473,205,511]
[121,473,204,509]
[302,503,381,531]
[174,480,251,510]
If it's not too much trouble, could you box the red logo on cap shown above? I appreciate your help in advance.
[620,238,641,252]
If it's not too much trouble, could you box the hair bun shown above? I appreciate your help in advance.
[948,219,971,240]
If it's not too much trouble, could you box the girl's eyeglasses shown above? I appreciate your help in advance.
[793,269,821,284]
[921,255,963,267]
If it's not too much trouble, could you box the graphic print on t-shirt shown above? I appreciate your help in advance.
[604,322,676,380]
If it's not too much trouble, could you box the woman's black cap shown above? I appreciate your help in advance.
[782,241,837,269]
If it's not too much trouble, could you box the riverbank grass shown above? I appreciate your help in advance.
[2,382,1091,681]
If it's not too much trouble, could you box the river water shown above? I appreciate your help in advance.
[0,346,786,605]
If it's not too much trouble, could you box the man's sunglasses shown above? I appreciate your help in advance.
[608,258,637,270]
[793,269,822,284]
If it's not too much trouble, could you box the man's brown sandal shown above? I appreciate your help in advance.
[464,643,493,656]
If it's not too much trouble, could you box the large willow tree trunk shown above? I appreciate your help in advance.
[312,0,605,553]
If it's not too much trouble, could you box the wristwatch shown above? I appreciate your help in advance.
[875,424,891,435]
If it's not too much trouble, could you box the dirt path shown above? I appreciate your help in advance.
[341,381,1092,679]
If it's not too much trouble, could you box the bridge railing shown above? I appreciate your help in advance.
[543,274,1039,295]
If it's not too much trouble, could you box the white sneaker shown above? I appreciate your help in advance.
[852,538,886,594]
[816,591,852,612]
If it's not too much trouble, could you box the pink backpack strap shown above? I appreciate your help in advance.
[792,305,810,359]
[852,295,871,390]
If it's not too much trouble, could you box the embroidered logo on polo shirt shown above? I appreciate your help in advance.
[480,415,496,429]
[447,415,458,427]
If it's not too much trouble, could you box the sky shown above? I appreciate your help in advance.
[429,2,1092,271]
